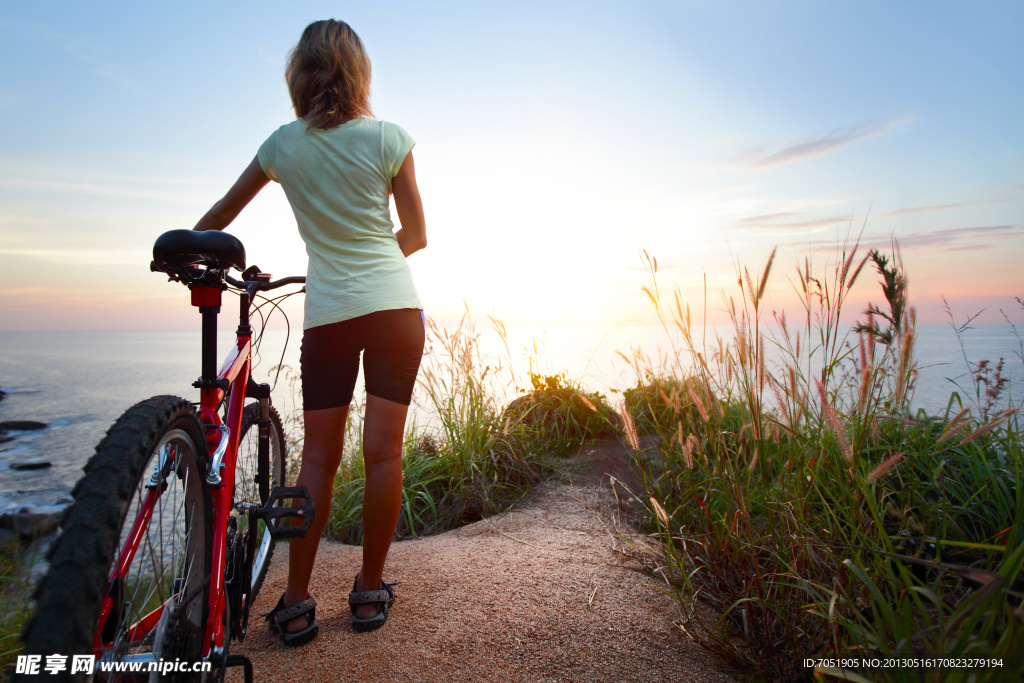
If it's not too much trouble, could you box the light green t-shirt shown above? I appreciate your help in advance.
[257,117,421,330]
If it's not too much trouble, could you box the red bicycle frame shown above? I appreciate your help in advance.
[92,276,295,661]
[195,283,251,656]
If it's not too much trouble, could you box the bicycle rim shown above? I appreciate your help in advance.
[99,409,212,674]
[233,403,286,599]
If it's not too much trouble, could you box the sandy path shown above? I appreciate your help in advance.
[231,441,734,683]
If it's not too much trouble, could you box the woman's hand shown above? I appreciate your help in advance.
[392,151,426,256]
[193,155,271,231]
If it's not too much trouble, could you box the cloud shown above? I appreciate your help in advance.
[733,212,851,233]
[0,178,197,203]
[0,247,149,265]
[943,244,989,252]
[736,212,803,225]
[0,20,149,98]
[63,43,147,95]
[889,224,1023,250]
[741,116,904,171]
[882,199,1009,216]
[804,224,1024,253]
[882,203,969,217]
[0,214,52,228]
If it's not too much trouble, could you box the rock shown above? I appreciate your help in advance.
[0,511,61,542]
[23,504,67,517]
[0,528,16,545]
[0,421,47,431]
[10,461,52,471]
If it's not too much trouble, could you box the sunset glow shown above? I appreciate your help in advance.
[1,2,1021,332]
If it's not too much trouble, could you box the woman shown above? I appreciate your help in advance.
[193,19,426,644]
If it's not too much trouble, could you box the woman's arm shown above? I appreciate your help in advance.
[193,155,271,231]
[392,151,427,257]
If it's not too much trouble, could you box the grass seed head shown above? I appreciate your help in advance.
[688,388,709,422]
[650,497,670,526]
[620,400,640,451]
[578,393,598,412]
[818,380,854,463]
[867,452,904,483]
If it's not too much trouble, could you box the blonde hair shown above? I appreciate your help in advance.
[286,19,372,130]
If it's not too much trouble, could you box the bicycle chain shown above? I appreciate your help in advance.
[224,516,257,642]
[224,531,243,640]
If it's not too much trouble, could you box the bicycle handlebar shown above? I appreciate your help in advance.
[224,273,306,295]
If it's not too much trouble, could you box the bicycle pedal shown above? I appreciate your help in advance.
[259,486,315,539]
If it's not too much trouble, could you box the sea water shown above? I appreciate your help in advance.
[1,323,1022,513]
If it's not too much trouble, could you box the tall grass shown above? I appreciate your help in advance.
[275,313,618,542]
[626,242,1023,681]
[326,312,619,543]
[1,539,31,674]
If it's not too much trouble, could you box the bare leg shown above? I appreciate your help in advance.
[282,405,348,632]
[354,393,408,619]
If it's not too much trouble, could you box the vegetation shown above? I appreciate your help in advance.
[1,539,31,672]
[322,312,630,543]
[504,371,619,456]
[306,241,1023,682]
[327,315,550,543]
[8,240,1020,683]
[622,244,1024,682]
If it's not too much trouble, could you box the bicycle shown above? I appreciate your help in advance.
[18,229,313,682]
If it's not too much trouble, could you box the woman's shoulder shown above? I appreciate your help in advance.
[375,119,410,134]
[263,119,305,143]
[269,118,412,153]
[287,117,409,136]
[347,119,414,151]
[375,119,414,147]
[344,117,407,134]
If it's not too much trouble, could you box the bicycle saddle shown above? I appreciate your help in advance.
[152,229,246,274]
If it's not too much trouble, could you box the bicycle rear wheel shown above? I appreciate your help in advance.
[233,402,286,601]
[19,396,212,681]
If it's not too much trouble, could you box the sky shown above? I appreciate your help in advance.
[1,1,1022,333]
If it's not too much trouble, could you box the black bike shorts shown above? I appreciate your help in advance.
[300,308,425,410]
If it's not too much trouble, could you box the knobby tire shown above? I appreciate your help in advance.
[19,396,212,682]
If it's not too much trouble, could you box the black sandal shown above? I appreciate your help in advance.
[263,593,319,646]
[348,574,397,632]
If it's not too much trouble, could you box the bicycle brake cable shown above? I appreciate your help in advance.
[250,290,300,392]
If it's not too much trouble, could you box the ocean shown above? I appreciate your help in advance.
[1,322,1022,515]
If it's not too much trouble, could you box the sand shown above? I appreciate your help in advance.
[230,440,735,683]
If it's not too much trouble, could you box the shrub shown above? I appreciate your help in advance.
[503,372,619,456]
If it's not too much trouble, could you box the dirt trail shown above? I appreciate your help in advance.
[233,441,735,683]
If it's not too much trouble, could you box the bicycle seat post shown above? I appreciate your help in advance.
[191,280,224,396]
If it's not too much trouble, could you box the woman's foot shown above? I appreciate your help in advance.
[282,590,315,632]
[348,573,396,631]
[264,592,319,646]
[353,574,382,620]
